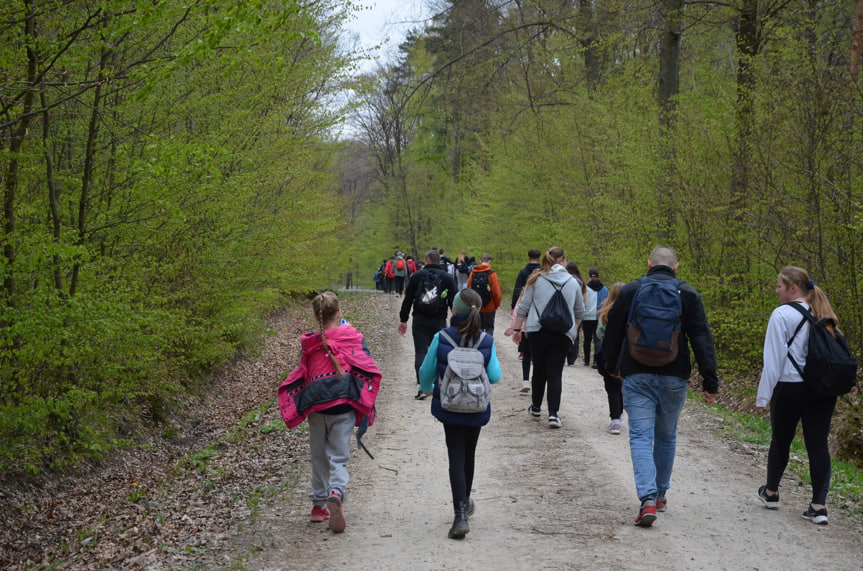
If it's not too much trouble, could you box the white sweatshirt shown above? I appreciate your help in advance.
[756,302,810,407]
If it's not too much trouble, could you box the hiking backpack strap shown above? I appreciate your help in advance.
[785,301,813,377]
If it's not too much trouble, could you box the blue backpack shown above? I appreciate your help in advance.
[626,277,683,367]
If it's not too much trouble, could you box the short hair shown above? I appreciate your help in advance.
[649,246,677,267]
[528,249,541,260]
[426,250,441,264]
[589,267,599,277]
[481,252,492,263]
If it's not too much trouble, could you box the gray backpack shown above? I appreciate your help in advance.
[437,330,491,413]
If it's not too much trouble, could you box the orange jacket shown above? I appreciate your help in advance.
[466,264,502,312]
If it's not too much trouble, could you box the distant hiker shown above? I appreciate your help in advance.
[374,261,387,291]
[582,267,609,368]
[277,292,381,533]
[511,249,542,392]
[564,261,588,366]
[393,252,408,296]
[385,257,395,294]
[406,255,418,276]
[466,253,502,335]
[755,266,846,525]
[595,282,625,435]
[398,250,458,400]
[511,247,585,429]
[418,288,501,540]
[603,246,718,527]
[455,251,471,291]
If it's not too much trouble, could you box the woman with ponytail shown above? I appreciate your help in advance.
[419,288,502,539]
[511,247,585,429]
[278,291,381,533]
[756,267,840,525]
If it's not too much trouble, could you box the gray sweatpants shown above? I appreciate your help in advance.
[307,409,355,506]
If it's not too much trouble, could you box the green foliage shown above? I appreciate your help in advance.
[0,0,355,473]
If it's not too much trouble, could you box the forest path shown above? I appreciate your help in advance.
[244,293,863,570]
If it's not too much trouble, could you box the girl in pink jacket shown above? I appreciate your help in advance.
[278,292,381,533]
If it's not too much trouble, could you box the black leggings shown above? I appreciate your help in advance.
[519,335,533,380]
[596,350,623,420]
[767,382,837,505]
[443,424,482,506]
[581,320,598,365]
[528,329,572,415]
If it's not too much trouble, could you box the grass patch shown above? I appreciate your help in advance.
[702,396,863,523]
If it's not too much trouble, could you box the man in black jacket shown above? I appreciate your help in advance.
[603,245,719,527]
[398,250,458,400]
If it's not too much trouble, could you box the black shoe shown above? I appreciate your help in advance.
[802,505,828,525]
[448,501,469,539]
[466,498,475,519]
[414,389,428,400]
[757,485,779,509]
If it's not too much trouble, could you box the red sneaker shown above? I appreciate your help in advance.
[656,495,667,512]
[326,492,346,533]
[635,500,657,527]
[310,505,330,522]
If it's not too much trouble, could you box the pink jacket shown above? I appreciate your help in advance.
[278,324,381,429]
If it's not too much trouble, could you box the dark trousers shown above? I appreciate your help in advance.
[566,331,580,365]
[394,276,406,295]
[480,311,495,335]
[767,382,837,505]
[581,320,598,365]
[596,350,623,420]
[519,335,533,381]
[528,329,572,416]
[412,316,445,383]
[443,423,482,506]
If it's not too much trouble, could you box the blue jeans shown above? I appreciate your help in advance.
[623,373,688,501]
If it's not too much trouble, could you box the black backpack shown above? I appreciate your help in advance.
[470,270,494,306]
[414,270,449,316]
[532,276,574,334]
[786,302,858,397]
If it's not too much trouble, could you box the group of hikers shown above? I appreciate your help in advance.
[374,249,479,295]
[277,245,853,540]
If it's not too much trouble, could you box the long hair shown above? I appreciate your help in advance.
[526,247,566,288]
[312,291,344,374]
[778,266,839,336]
[566,261,587,297]
[598,282,625,325]
[456,288,483,340]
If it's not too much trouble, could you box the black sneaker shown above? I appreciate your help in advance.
[757,485,779,509]
[802,505,828,525]
[414,389,428,400]
[527,405,541,420]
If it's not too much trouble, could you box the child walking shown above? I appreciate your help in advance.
[419,289,502,539]
[278,292,381,533]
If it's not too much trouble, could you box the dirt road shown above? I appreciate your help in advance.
[244,293,863,570]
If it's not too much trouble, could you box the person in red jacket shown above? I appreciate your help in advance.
[466,253,503,334]
[384,256,395,294]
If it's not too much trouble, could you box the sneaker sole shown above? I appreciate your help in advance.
[548,421,563,428]
[635,513,657,527]
[528,407,541,421]
[520,386,530,393]
[758,496,779,510]
[326,498,346,533]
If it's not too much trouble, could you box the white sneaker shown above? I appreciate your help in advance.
[607,421,621,435]
[548,415,563,428]
[520,380,530,393]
